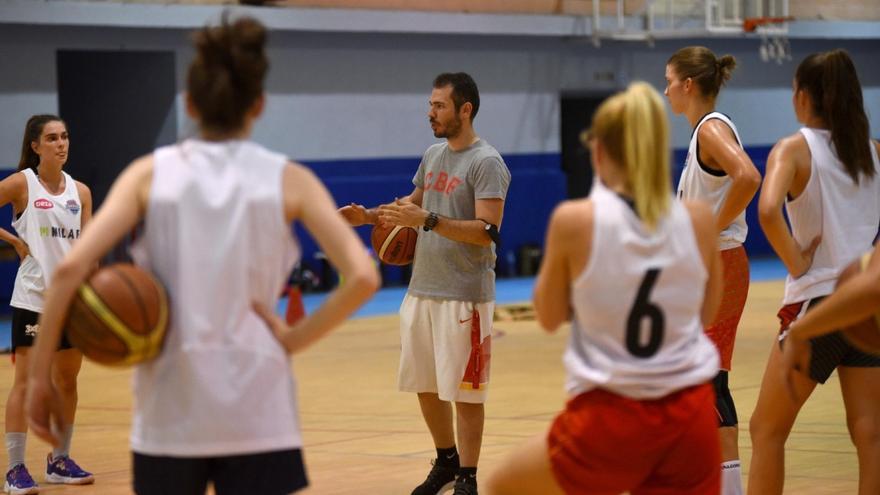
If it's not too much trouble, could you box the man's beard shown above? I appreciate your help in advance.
[433,116,462,139]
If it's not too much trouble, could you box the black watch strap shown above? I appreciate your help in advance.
[423,212,439,231]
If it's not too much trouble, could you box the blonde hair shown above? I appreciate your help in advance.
[589,82,671,230]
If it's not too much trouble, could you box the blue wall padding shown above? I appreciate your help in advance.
[296,152,568,282]
[0,145,779,313]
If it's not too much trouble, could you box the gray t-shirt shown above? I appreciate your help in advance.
[408,139,511,302]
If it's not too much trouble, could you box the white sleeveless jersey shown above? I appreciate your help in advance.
[677,112,747,250]
[783,128,880,304]
[565,184,719,400]
[129,139,301,456]
[10,168,82,312]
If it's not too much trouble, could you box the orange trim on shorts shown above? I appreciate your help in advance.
[461,307,491,390]
[777,301,806,335]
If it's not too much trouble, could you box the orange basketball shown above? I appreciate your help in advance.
[371,224,417,266]
[835,253,880,355]
[65,263,169,366]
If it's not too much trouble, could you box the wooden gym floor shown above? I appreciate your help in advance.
[0,279,859,494]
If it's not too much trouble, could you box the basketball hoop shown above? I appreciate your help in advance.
[743,16,794,33]
[744,16,794,64]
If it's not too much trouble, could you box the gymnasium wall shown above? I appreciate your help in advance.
[0,19,878,295]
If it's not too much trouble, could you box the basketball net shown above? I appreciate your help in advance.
[744,16,794,64]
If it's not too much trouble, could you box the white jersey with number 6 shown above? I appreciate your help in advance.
[564,183,719,400]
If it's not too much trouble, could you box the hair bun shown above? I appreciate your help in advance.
[229,17,266,54]
[716,54,737,84]
[187,15,269,133]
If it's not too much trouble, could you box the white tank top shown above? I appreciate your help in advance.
[129,139,301,456]
[677,112,747,250]
[10,168,82,312]
[783,128,880,304]
[565,183,719,400]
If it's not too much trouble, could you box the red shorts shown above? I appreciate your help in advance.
[706,246,750,370]
[777,300,806,335]
[547,384,720,495]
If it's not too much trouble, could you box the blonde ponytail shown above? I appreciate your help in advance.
[590,82,671,230]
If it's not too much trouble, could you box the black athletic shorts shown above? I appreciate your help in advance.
[11,307,73,353]
[778,297,880,384]
[712,370,738,428]
[133,448,308,495]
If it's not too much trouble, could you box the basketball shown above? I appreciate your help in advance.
[371,224,417,266]
[65,263,169,366]
[836,253,880,355]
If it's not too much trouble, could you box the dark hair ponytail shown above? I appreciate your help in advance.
[18,114,64,172]
[796,50,873,184]
[187,15,268,134]
[667,46,737,99]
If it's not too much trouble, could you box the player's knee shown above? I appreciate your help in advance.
[748,411,789,445]
[846,414,880,450]
[7,381,27,403]
[52,373,78,395]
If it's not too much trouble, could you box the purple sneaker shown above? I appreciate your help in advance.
[45,454,94,485]
[3,464,38,495]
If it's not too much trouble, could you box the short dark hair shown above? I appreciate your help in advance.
[433,72,480,121]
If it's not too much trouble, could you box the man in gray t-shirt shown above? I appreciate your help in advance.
[341,73,509,495]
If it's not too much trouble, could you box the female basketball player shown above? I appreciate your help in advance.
[748,49,880,495]
[2,115,93,494]
[665,46,761,495]
[24,16,379,495]
[486,82,723,495]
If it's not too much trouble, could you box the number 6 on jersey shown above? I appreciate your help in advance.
[626,268,665,358]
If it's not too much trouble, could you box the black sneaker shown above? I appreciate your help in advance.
[411,460,457,495]
[453,474,478,495]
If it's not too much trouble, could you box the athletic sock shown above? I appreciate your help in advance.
[52,425,74,460]
[721,460,743,495]
[436,446,459,468]
[458,466,477,483]
[5,432,27,471]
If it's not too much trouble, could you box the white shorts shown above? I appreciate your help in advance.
[398,294,494,404]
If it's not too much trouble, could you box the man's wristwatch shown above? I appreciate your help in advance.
[482,221,501,245]
[423,211,439,231]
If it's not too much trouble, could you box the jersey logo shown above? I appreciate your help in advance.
[25,324,39,337]
[34,199,53,209]
[424,172,464,196]
[65,199,80,215]
[39,226,81,240]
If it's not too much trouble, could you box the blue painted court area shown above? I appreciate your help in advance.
[0,257,789,351]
